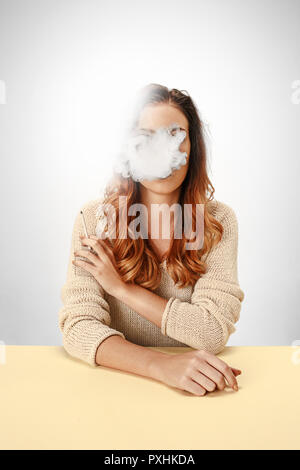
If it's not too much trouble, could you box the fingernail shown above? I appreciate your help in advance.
[233,385,238,391]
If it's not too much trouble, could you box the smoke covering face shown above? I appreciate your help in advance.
[112,122,188,182]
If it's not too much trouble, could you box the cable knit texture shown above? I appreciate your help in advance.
[58,197,245,367]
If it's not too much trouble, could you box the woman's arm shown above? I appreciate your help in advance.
[95,334,167,375]
[112,281,168,328]
[70,200,242,394]
[58,201,126,366]
[96,334,241,395]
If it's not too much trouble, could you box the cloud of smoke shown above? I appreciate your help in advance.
[112,122,187,182]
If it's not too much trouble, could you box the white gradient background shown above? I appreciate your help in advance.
[0,0,299,347]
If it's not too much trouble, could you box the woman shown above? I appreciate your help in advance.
[58,83,245,396]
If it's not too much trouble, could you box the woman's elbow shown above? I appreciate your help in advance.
[193,324,232,355]
[203,304,241,354]
[61,330,96,366]
[61,330,79,361]
[58,313,86,363]
[202,337,227,355]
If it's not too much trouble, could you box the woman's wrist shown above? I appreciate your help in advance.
[147,351,169,382]
[109,280,128,299]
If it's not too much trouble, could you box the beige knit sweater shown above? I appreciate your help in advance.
[58,197,245,367]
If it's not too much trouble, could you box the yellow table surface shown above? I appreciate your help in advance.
[0,345,300,450]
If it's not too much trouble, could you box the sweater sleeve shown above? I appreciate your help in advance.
[160,202,245,354]
[58,200,126,367]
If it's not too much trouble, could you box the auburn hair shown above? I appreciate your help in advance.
[100,83,223,290]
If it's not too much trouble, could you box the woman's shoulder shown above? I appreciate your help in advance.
[206,198,238,226]
[79,195,105,216]
[199,199,240,268]
[206,199,239,242]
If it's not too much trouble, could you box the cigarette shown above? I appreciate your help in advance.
[80,210,92,252]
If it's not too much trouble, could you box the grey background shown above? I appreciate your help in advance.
[0,0,299,347]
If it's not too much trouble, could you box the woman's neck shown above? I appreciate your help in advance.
[138,184,181,210]
[138,184,181,241]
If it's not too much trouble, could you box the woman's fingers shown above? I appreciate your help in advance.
[191,370,217,392]
[89,235,113,254]
[182,377,207,397]
[72,258,97,275]
[80,236,109,262]
[197,362,226,391]
[75,249,99,266]
[89,235,117,267]
[231,368,242,376]
[203,353,239,391]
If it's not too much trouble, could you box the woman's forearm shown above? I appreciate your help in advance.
[112,282,168,329]
[95,334,168,381]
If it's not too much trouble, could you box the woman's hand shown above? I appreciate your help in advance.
[150,349,242,396]
[72,234,125,297]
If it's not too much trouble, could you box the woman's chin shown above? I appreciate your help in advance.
[140,178,180,195]
[141,173,172,183]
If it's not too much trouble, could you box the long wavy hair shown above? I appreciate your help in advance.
[100,83,223,290]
